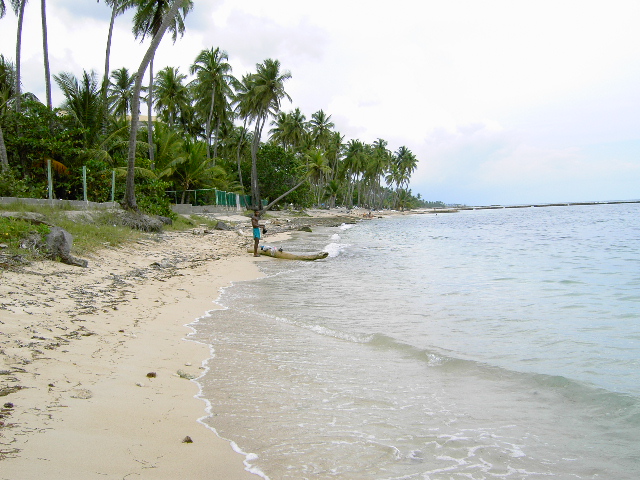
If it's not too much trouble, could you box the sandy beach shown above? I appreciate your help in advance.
[0,208,380,479]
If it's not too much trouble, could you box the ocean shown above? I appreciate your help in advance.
[190,203,640,480]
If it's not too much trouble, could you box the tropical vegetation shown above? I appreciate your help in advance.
[0,0,428,217]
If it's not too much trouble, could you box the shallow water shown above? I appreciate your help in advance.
[192,203,640,479]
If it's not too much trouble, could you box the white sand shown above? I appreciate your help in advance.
[1,228,264,479]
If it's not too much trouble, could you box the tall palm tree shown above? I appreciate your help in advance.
[154,66,189,127]
[344,139,366,207]
[108,67,137,119]
[395,145,417,189]
[242,58,292,208]
[269,108,308,153]
[309,110,334,149]
[189,47,234,161]
[124,0,191,210]
[131,0,193,167]
[305,147,331,206]
[98,0,135,128]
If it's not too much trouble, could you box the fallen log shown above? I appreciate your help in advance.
[248,245,328,261]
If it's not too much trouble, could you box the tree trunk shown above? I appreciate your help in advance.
[102,5,117,134]
[263,178,306,212]
[235,120,247,191]
[41,0,52,111]
[124,0,186,211]
[0,123,8,173]
[250,116,265,209]
[212,116,221,162]
[14,1,26,114]
[147,57,155,168]
[205,87,214,160]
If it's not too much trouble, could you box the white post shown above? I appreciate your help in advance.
[82,165,88,202]
[111,169,116,203]
[47,158,53,200]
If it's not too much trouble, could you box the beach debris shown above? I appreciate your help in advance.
[3,403,14,409]
[215,221,232,231]
[146,372,157,378]
[0,386,23,397]
[177,369,196,380]
[182,436,193,443]
[70,388,92,399]
[135,382,144,387]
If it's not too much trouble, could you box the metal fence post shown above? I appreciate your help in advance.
[47,158,53,200]
[83,166,87,202]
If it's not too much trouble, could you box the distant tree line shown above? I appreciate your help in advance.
[0,0,427,215]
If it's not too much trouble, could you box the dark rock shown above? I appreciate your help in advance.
[146,372,157,378]
[182,436,193,443]
[214,221,231,231]
[114,211,163,232]
[157,215,173,225]
[45,227,88,268]
[298,225,312,232]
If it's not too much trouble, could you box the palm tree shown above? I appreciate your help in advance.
[269,108,308,153]
[98,0,135,128]
[366,138,391,208]
[154,66,189,127]
[124,0,191,210]
[395,145,417,189]
[189,47,234,161]
[344,139,366,207]
[164,137,226,203]
[54,70,104,148]
[0,54,16,171]
[241,58,292,208]
[108,67,137,119]
[305,147,331,206]
[131,0,193,167]
[309,110,334,149]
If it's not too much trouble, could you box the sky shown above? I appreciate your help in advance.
[1,0,639,206]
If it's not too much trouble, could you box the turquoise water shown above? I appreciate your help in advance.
[192,203,640,479]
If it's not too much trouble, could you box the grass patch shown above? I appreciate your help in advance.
[0,217,50,254]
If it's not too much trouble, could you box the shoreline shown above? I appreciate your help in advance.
[0,207,391,479]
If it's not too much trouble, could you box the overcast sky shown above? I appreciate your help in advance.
[1,0,639,205]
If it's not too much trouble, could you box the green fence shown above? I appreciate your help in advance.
[166,188,257,208]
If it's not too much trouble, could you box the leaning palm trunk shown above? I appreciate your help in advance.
[147,57,154,168]
[102,4,117,133]
[124,0,187,211]
[263,177,307,212]
[14,0,26,114]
